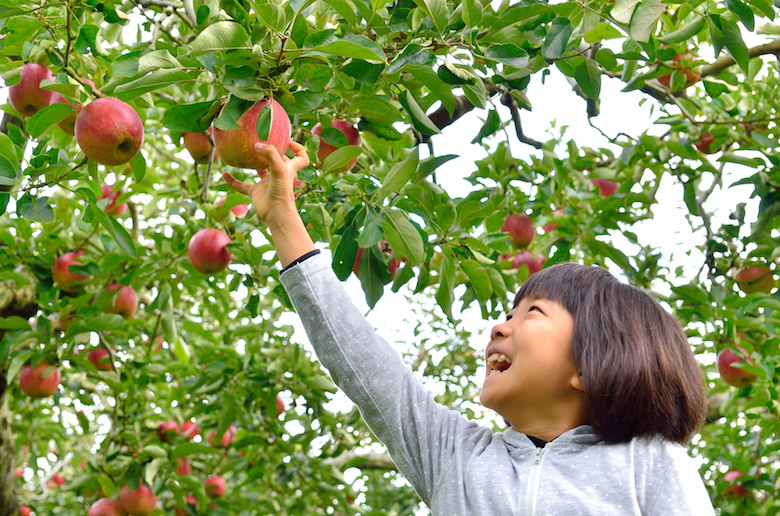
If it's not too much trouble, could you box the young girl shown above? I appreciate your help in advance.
[224,141,716,515]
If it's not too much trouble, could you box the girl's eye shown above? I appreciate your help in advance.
[529,305,542,313]
[505,315,513,322]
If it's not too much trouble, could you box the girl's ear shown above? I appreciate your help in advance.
[571,374,585,392]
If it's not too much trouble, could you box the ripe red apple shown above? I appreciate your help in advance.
[87,348,113,371]
[204,476,226,499]
[9,63,55,117]
[213,99,291,171]
[19,361,61,398]
[188,228,233,274]
[100,184,127,216]
[207,424,237,448]
[501,213,534,248]
[657,53,700,89]
[183,129,218,164]
[103,284,138,319]
[157,420,179,441]
[74,97,144,166]
[180,420,200,439]
[542,209,564,233]
[591,178,619,197]
[19,506,32,516]
[15,466,23,478]
[512,251,546,275]
[312,119,362,172]
[276,394,286,417]
[723,470,750,498]
[734,265,775,294]
[695,131,716,154]
[174,496,197,516]
[174,457,191,476]
[216,197,249,217]
[49,78,100,135]
[52,473,65,485]
[717,348,757,388]
[119,484,157,516]
[52,251,88,292]
[88,498,126,516]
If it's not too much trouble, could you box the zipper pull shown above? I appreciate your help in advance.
[533,447,544,465]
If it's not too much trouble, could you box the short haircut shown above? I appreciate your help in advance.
[513,263,708,444]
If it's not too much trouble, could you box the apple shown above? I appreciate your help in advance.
[15,466,23,479]
[180,420,200,439]
[100,184,127,216]
[88,498,126,516]
[19,361,61,398]
[723,470,750,498]
[207,424,237,448]
[734,265,775,294]
[174,496,197,516]
[213,98,291,170]
[174,457,191,476]
[19,506,32,516]
[120,484,157,516]
[276,394,286,417]
[103,284,138,319]
[204,475,226,499]
[501,213,534,248]
[74,97,144,166]
[592,178,619,197]
[695,131,716,154]
[52,473,65,485]
[157,420,178,441]
[188,228,233,274]
[216,197,249,217]
[717,348,757,388]
[512,251,546,275]
[9,63,55,117]
[352,242,399,278]
[49,78,99,135]
[312,119,362,172]
[183,129,218,164]
[87,348,113,371]
[657,53,700,89]
[52,251,88,292]
[542,209,564,233]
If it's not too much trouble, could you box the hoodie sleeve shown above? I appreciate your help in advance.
[645,445,716,516]
[279,253,482,504]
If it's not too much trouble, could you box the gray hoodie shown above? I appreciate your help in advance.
[280,253,716,515]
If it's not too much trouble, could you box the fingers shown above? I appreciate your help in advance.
[288,140,311,169]
[254,143,286,175]
[222,172,251,195]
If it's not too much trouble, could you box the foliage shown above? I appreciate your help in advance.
[1,0,780,514]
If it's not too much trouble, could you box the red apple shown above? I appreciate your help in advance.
[512,251,546,275]
[180,420,200,439]
[276,394,286,417]
[591,178,619,197]
[88,498,126,516]
[657,53,700,89]
[52,251,88,292]
[52,473,65,485]
[542,209,564,233]
[174,496,197,516]
[74,97,144,166]
[213,99,291,171]
[119,484,157,516]
[501,213,534,248]
[174,457,191,476]
[312,119,362,172]
[183,129,218,164]
[87,348,113,371]
[723,470,750,498]
[100,184,127,216]
[216,197,249,217]
[19,506,32,516]
[188,228,233,274]
[157,420,179,441]
[19,361,61,398]
[734,265,775,294]
[207,424,237,448]
[204,476,226,499]
[717,347,757,388]
[103,284,138,319]
[49,78,100,135]
[15,466,23,479]
[695,131,716,154]
[9,63,55,117]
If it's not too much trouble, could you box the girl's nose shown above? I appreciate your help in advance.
[490,320,510,341]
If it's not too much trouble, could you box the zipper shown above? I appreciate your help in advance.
[525,447,548,516]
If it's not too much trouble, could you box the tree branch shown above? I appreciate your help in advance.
[500,93,543,149]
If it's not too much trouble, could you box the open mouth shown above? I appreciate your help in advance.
[486,353,512,376]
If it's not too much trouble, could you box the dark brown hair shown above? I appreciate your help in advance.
[513,263,708,444]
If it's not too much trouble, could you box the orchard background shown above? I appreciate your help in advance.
[1,0,779,514]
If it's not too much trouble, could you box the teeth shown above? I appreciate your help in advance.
[487,353,512,372]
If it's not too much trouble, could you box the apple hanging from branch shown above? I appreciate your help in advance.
[49,78,100,135]
[188,228,233,274]
[501,213,535,248]
[716,347,757,388]
[52,251,88,292]
[74,97,144,166]
[88,497,126,516]
[99,184,127,216]
[213,99,291,170]
[312,119,362,173]
[183,128,218,164]
[9,63,55,117]
[734,265,775,294]
[204,476,226,499]
[87,348,113,371]
[102,284,138,319]
[119,483,157,516]
[19,361,61,398]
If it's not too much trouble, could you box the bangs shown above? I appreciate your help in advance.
[512,262,615,315]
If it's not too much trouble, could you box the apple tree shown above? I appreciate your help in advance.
[1,0,779,514]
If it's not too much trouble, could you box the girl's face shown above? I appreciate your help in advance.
[480,297,585,431]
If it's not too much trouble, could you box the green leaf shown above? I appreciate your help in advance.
[162,100,221,133]
[658,16,706,44]
[358,247,387,308]
[256,102,272,141]
[137,49,183,74]
[255,3,289,31]
[17,194,54,223]
[27,103,74,138]
[719,16,750,73]
[462,0,483,27]
[461,260,492,304]
[584,22,624,43]
[322,146,362,174]
[381,208,424,266]
[114,69,195,101]
[374,147,420,202]
[574,59,601,99]
[471,109,501,145]
[0,132,19,164]
[629,0,665,43]
[75,24,99,54]
[387,44,435,75]
[129,152,147,183]
[188,21,250,55]
[398,90,441,135]
[214,95,254,130]
[314,35,386,63]
[171,442,221,459]
[322,0,359,26]
[483,44,529,68]
[726,0,754,31]
[542,18,574,60]
[437,62,476,85]
[435,253,455,321]
[357,209,383,248]
[333,223,360,281]
[0,316,30,330]
[611,0,640,24]
[110,50,144,77]
[412,0,449,34]
[357,118,404,141]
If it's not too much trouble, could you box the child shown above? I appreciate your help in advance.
[224,141,716,515]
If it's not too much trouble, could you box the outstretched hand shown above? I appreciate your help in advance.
[222,140,309,230]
